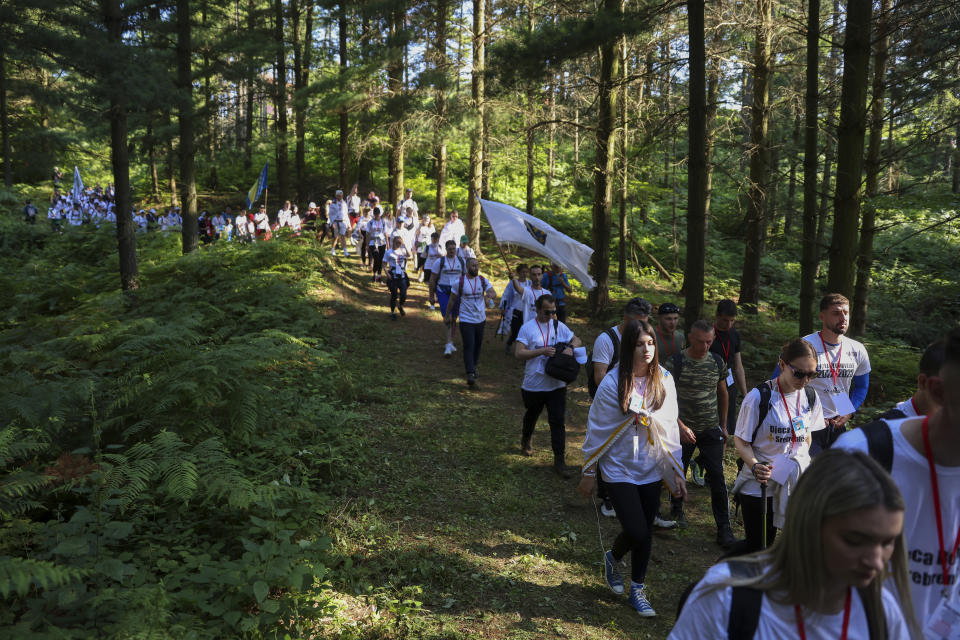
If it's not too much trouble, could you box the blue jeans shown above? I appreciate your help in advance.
[459,321,485,374]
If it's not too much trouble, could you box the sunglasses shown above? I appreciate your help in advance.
[785,361,818,380]
[659,304,679,314]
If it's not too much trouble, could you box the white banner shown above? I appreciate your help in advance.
[71,166,84,202]
[479,197,596,290]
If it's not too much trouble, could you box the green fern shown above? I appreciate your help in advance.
[0,556,87,598]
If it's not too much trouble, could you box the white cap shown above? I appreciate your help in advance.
[309,202,316,208]
[335,189,343,195]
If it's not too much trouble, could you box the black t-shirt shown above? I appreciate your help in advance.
[710,326,741,366]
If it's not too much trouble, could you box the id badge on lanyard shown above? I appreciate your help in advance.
[925,579,960,639]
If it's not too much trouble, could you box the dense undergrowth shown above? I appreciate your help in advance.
[0,219,359,638]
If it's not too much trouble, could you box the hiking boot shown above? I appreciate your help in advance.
[717,526,739,550]
[669,506,688,529]
[653,514,678,529]
[398,306,405,316]
[553,455,573,479]
[600,500,617,518]
[603,551,624,594]
[467,372,477,386]
[520,436,533,456]
[629,582,656,617]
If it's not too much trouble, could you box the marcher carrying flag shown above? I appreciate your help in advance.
[71,166,84,202]
[245,162,269,210]
[478,197,596,290]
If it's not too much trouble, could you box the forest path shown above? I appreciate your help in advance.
[315,250,730,640]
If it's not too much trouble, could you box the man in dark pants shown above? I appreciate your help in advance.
[666,319,737,548]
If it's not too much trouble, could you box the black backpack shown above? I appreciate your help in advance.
[544,320,580,384]
[733,380,818,477]
[586,328,619,398]
[856,418,897,473]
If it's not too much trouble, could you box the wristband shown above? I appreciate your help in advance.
[582,469,597,478]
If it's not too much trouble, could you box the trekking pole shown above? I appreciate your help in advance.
[760,480,768,550]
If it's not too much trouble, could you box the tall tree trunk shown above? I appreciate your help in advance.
[387,7,405,205]
[816,0,841,262]
[785,107,801,236]
[799,0,821,334]
[953,122,960,194]
[244,0,255,170]
[685,0,707,325]
[104,0,139,290]
[738,0,772,310]
[465,0,485,246]
[851,0,889,335]
[291,0,305,199]
[826,0,872,297]
[547,74,556,193]
[704,50,719,231]
[525,128,535,215]
[338,1,348,189]
[202,2,217,189]
[588,0,623,316]
[177,0,198,253]
[434,0,449,218]
[480,0,492,199]
[273,0,289,207]
[0,42,9,188]
[146,120,161,200]
[617,38,629,286]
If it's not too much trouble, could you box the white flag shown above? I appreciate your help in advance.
[479,197,596,290]
[71,166,84,202]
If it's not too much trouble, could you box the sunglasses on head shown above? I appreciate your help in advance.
[659,304,679,314]
[785,361,818,380]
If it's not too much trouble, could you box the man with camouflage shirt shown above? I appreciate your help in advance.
[665,319,737,549]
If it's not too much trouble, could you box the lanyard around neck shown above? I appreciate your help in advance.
[922,415,960,590]
[794,588,851,640]
[776,379,801,447]
[818,332,843,390]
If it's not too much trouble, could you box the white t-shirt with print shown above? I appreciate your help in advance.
[454,275,495,325]
[733,383,826,497]
[836,417,960,621]
[592,326,622,367]
[328,200,347,222]
[429,255,466,288]
[520,286,549,324]
[367,219,386,246]
[670,562,910,640]
[516,318,575,392]
[416,224,436,251]
[384,248,410,278]
[801,332,871,418]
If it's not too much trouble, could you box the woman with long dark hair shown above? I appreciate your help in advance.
[579,319,685,617]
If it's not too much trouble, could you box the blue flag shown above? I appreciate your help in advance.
[245,163,269,209]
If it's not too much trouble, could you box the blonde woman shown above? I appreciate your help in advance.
[579,319,685,618]
[671,449,917,639]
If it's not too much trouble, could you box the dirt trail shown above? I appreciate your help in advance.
[317,252,733,639]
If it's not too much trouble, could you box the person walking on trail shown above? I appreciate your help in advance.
[671,449,918,639]
[23,200,38,224]
[878,339,944,420]
[731,338,825,555]
[514,294,582,478]
[579,319,686,618]
[428,239,467,357]
[445,257,497,386]
[835,328,960,625]
[422,233,443,306]
[665,319,737,549]
[654,302,684,360]
[789,293,871,454]
[438,209,466,247]
[367,206,388,284]
[501,264,530,353]
[399,188,419,224]
[712,299,749,435]
[383,236,412,320]
[510,264,548,324]
[328,190,350,257]
[588,297,653,518]
[542,263,573,323]
[415,215,436,283]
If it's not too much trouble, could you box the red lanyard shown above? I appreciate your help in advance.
[776,379,801,446]
[537,321,551,349]
[922,415,960,589]
[818,332,843,390]
[794,588,851,640]
[657,327,675,356]
[714,325,731,361]
[911,397,920,416]
[466,276,479,297]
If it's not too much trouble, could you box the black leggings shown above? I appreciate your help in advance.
[387,274,409,311]
[608,480,662,584]
[370,245,386,276]
[521,387,566,456]
[360,231,369,264]
[506,310,523,346]
[737,494,777,554]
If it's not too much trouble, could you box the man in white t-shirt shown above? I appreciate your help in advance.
[445,257,497,386]
[793,293,871,454]
[514,294,582,478]
[438,209,466,247]
[500,264,530,352]
[510,264,549,324]
[277,200,293,228]
[328,190,349,256]
[398,188,418,224]
[835,328,960,625]
[428,239,467,356]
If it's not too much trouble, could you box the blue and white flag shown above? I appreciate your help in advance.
[479,197,596,290]
[245,162,269,209]
[71,166,84,202]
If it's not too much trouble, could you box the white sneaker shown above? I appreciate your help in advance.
[443,343,453,357]
[343,249,349,257]
[425,301,433,309]
[418,272,424,282]
[432,304,439,311]
[653,515,678,530]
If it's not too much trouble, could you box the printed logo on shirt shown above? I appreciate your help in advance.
[909,547,958,587]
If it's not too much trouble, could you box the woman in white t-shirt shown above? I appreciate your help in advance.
[367,207,387,283]
[732,338,825,553]
[357,207,372,267]
[415,215,436,282]
[671,449,917,639]
[383,236,412,319]
[579,319,685,618]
